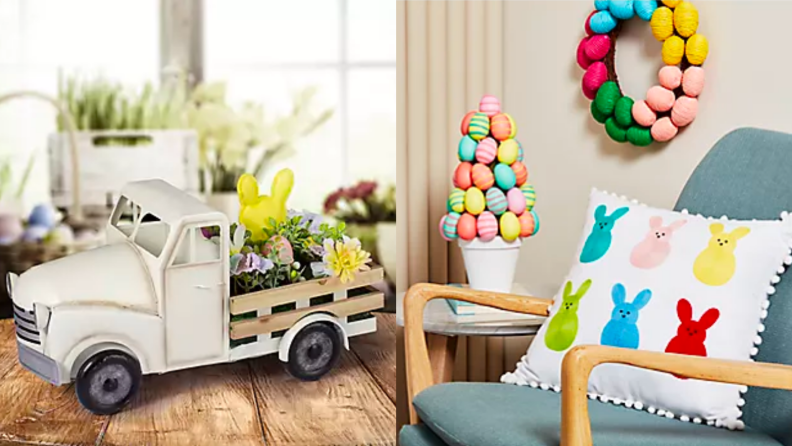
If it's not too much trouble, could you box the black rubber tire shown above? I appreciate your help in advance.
[286,322,342,381]
[75,350,141,415]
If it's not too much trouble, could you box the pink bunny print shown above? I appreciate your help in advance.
[630,216,687,269]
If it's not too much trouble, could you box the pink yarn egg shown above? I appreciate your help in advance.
[658,66,683,90]
[439,216,452,241]
[671,96,698,127]
[506,188,526,215]
[582,62,607,99]
[584,34,611,61]
[577,37,593,70]
[651,117,679,142]
[457,213,478,241]
[632,100,657,127]
[471,163,495,190]
[476,211,499,242]
[645,86,676,112]
[682,66,705,97]
[585,10,596,36]
[479,95,501,117]
[475,137,498,164]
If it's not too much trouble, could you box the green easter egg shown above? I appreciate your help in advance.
[448,188,466,213]
[605,117,628,143]
[627,125,653,146]
[614,96,635,127]
[594,81,621,116]
[590,101,609,124]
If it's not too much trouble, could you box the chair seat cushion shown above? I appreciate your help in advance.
[400,424,448,446]
[411,383,781,446]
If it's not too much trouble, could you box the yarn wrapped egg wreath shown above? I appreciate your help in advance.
[577,0,708,146]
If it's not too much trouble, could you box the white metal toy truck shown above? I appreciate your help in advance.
[7,179,384,414]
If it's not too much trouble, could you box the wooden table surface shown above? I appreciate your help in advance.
[0,314,396,446]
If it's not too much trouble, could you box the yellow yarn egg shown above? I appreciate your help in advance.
[673,1,699,38]
[650,7,674,42]
[662,35,685,65]
[686,33,709,65]
[662,0,680,7]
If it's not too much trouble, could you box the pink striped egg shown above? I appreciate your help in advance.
[475,137,498,164]
[476,211,499,241]
[485,188,508,215]
[478,95,501,117]
[506,188,526,215]
[471,163,495,190]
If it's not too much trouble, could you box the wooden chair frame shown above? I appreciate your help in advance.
[404,283,792,446]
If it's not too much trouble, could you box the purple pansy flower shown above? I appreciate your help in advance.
[230,252,274,276]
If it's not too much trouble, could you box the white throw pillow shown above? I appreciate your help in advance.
[503,189,792,429]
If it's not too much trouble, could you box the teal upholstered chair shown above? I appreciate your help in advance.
[401,128,792,446]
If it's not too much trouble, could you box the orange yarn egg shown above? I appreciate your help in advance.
[671,96,698,127]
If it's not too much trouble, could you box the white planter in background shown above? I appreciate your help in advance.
[376,221,397,283]
[205,192,240,223]
[459,236,522,293]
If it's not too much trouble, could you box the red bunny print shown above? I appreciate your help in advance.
[665,298,720,378]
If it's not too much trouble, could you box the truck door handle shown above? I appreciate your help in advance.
[195,283,224,290]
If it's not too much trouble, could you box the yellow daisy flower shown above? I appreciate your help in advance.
[322,236,372,283]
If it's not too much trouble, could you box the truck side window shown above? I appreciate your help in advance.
[111,197,141,237]
[133,213,170,257]
[172,225,221,266]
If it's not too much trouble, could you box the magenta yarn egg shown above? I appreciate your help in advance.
[577,37,593,69]
[475,137,498,164]
[632,100,657,127]
[651,117,679,142]
[671,96,698,127]
[584,34,611,61]
[476,211,499,242]
[582,62,607,99]
[506,188,527,215]
[585,10,596,36]
[658,66,683,90]
[682,66,706,97]
[646,86,676,112]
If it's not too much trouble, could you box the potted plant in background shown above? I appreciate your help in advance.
[186,82,333,219]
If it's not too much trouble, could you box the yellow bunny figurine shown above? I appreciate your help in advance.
[237,168,294,241]
[693,223,750,286]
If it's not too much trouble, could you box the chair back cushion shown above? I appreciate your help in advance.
[675,127,792,445]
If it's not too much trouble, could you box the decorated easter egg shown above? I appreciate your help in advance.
[476,137,498,164]
[468,112,490,141]
[518,211,536,238]
[48,224,75,245]
[493,163,517,190]
[457,213,478,241]
[263,235,294,263]
[511,161,528,186]
[439,216,452,241]
[477,211,499,242]
[485,188,508,215]
[520,184,536,210]
[516,140,524,162]
[471,163,495,190]
[682,66,705,97]
[498,139,519,164]
[442,212,461,240]
[448,188,466,213]
[22,224,49,242]
[464,187,486,215]
[506,188,526,215]
[0,214,23,245]
[490,113,516,141]
[28,204,57,229]
[530,209,540,235]
[458,136,478,162]
[499,212,521,242]
[460,110,476,136]
[453,162,473,190]
[479,95,501,117]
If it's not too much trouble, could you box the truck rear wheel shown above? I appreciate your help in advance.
[75,350,141,415]
[286,322,342,381]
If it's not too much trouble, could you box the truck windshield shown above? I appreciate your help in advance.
[111,196,171,257]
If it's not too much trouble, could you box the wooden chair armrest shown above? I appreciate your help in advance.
[561,345,792,446]
[404,282,552,424]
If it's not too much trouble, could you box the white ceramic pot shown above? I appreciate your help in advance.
[458,236,522,292]
[376,222,397,283]
[205,192,239,223]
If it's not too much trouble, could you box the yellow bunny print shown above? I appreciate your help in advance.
[237,168,294,241]
[693,223,750,286]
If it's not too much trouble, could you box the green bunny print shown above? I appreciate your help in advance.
[545,279,592,352]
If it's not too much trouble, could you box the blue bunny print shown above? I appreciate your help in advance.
[580,205,629,263]
[600,283,653,349]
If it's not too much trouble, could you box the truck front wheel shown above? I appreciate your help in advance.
[286,322,342,381]
[75,350,141,415]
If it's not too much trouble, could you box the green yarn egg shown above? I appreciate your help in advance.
[605,117,628,143]
[595,81,621,115]
[627,125,653,147]
[590,101,609,124]
[614,96,635,127]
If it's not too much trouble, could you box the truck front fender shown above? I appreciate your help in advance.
[278,313,350,362]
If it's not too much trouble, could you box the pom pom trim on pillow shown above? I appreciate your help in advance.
[577,1,708,146]
[502,190,792,431]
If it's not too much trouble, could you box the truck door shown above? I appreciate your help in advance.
[165,224,227,366]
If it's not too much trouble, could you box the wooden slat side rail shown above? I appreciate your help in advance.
[230,291,384,340]
[230,267,384,315]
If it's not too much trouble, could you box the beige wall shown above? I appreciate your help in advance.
[505,1,792,297]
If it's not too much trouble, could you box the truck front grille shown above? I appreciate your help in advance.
[13,303,40,345]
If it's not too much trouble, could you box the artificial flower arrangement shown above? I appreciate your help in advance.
[323,180,396,224]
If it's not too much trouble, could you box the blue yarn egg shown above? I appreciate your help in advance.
[28,204,56,229]
[458,136,477,162]
[594,0,610,11]
[633,0,657,21]
[493,163,516,190]
[589,10,617,34]
[609,0,634,19]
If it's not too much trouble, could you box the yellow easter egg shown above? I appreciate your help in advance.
[673,1,698,38]
[650,7,674,42]
[498,140,519,165]
[662,0,680,7]
[499,212,521,241]
[465,187,486,215]
[685,33,709,65]
[662,35,685,65]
